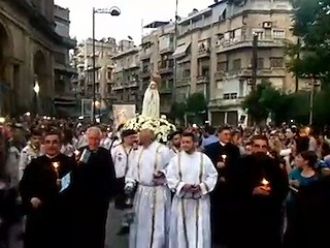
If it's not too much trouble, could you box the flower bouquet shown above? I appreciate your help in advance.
[124,115,176,143]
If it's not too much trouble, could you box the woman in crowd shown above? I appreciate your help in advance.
[284,151,319,248]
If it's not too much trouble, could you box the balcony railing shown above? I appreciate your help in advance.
[216,35,286,53]
[176,77,191,87]
[196,75,209,84]
[209,97,244,108]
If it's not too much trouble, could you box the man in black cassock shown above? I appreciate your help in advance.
[19,129,75,248]
[238,135,288,248]
[204,126,241,247]
[71,126,116,248]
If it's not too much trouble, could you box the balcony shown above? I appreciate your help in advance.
[128,80,139,88]
[140,49,152,60]
[140,68,151,79]
[214,71,226,81]
[159,65,173,75]
[159,86,172,94]
[112,83,124,91]
[176,77,191,87]
[209,97,244,108]
[197,75,209,84]
[160,46,174,55]
[216,36,286,53]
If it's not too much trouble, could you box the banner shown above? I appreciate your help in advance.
[112,104,136,127]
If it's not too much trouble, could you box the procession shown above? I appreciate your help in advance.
[2,0,330,247]
[1,72,330,248]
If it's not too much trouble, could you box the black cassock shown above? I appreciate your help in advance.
[204,142,241,246]
[238,154,288,248]
[71,147,116,248]
[19,154,75,248]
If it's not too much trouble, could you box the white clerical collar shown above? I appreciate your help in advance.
[46,153,60,159]
[219,141,226,147]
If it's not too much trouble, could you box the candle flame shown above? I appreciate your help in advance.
[221,154,227,160]
[261,178,269,186]
[52,162,60,169]
[74,150,80,156]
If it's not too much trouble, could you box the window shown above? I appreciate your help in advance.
[217,61,228,72]
[273,30,286,39]
[251,58,264,69]
[223,93,238,100]
[107,69,112,80]
[270,57,284,68]
[233,59,241,71]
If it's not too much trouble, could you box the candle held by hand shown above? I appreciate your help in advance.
[261,178,269,187]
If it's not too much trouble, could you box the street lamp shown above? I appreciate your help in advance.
[33,79,40,116]
[92,6,121,123]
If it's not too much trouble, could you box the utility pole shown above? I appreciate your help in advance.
[309,76,318,125]
[251,33,258,91]
[295,37,300,92]
[172,0,179,103]
[92,8,96,123]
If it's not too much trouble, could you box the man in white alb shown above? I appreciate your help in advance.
[126,128,171,248]
[167,132,218,248]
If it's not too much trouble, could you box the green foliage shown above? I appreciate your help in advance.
[186,93,207,114]
[242,81,273,124]
[170,101,186,121]
[288,0,330,82]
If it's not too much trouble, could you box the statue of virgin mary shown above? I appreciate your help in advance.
[141,73,161,119]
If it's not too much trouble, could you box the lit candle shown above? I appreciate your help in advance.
[52,162,60,178]
[261,178,270,187]
[221,154,227,162]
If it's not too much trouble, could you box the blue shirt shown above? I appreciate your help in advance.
[201,135,218,149]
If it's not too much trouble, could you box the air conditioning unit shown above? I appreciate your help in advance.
[263,22,272,29]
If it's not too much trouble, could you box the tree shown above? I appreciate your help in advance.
[185,93,207,124]
[288,0,330,84]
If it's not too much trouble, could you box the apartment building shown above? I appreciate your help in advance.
[140,21,175,114]
[174,0,294,126]
[112,47,140,110]
[72,38,117,109]
[53,5,77,116]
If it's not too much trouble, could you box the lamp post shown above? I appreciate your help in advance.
[92,6,121,123]
[33,78,40,116]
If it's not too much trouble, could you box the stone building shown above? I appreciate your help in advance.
[72,37,117,115]
[111,47,140,110]
[0,0,75,116]
[140,21,175,115]
[53,4,77,116]
[174,0,295,126]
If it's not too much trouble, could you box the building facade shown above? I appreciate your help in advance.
[72,38,117,116]
[174,0,295,126]
[53,4,77,116]
[140,21,175,115]
[0,0,75,116]
[112,48,140,110]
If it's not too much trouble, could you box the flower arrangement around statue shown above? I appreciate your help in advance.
[123,73,176,142]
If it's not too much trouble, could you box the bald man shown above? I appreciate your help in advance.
[71,127,117,248]
[126,129,171,248]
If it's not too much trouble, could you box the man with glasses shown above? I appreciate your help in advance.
[237,135,288,248]
[204,126,240,247]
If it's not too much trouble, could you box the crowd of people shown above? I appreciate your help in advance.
[0,116,330,248]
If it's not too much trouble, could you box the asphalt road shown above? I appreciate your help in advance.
[8,201,128,248]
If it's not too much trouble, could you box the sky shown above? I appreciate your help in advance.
[54,0,213,44]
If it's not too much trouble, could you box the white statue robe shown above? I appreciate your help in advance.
[141,83,160,119]
[126,141,171,248]
[166,151,218,248]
